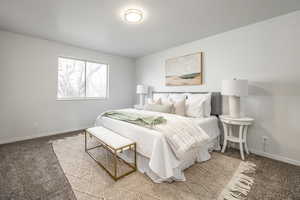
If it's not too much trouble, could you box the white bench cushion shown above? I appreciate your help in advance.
[86,127,134,149]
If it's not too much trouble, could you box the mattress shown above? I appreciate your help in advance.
[95,109,220,182]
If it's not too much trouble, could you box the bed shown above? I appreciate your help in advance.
[95,92,222,183]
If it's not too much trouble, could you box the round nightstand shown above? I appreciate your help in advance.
[219,115,254,160]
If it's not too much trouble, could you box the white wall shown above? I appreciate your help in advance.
[0,30,136,144]
[136,11,300,165]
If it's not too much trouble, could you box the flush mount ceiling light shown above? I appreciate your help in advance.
[123,9,143,24]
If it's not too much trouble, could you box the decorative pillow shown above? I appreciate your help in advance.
[161,99,172,107]
[186,93,211,117]
[144,104,172,113]
[153,93,169,100]
[153,94,169,104]
[170,98,186,116]
[147,98,161,105]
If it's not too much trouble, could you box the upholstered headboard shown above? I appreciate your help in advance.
[151,92,222,116]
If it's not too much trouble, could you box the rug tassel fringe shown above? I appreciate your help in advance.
[218,161,256,200]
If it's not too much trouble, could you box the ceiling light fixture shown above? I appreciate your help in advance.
[123,9,143,24]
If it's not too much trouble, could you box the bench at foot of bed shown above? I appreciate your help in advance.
[85,126,137,181]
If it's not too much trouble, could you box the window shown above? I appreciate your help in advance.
[57,57,108,100]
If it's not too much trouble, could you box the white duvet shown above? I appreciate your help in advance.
[95,108,220,181]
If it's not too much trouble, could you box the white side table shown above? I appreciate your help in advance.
[220,115,254,160]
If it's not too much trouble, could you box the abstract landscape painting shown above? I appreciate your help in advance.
[165,52,202,86]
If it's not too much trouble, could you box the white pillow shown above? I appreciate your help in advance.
[153,93,169,102]
[168,94,186,116]
[168,94,187,101]
[186,93,211,117]
[170,98,186,116]
[144,104,172,113]
[161,99,173,110]
[147,98,161,105]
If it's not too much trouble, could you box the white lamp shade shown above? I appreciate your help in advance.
[221,79,248,96]
[136,85,148,94]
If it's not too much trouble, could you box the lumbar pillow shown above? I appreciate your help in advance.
[144,104,172,113]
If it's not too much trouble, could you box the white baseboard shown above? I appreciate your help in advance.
[223,143,300,166]
[0,127,87,145]
[249,148,300,166]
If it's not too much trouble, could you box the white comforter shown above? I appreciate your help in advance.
[154,112,210,159]
[95,109,220,181]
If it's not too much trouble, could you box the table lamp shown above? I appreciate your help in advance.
[136,85,148,107]
[221,79,248,118]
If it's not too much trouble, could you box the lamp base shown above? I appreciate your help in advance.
[228,96,241,118]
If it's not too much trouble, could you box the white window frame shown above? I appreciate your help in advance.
[56,56,109,101]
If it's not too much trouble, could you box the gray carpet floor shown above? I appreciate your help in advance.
[0,131,299,200]
[0,133,77,200]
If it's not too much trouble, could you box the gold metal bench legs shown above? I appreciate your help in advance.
[84,131,137,181]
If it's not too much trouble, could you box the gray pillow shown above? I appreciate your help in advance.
[144,104,172,113]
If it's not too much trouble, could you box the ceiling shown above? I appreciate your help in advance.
[0,0,300,58]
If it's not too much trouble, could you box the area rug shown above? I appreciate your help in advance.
[51,133,256,200]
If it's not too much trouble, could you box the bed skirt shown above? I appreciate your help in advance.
[118,137,220,183]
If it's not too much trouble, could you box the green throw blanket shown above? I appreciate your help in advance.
[102,111,166,128]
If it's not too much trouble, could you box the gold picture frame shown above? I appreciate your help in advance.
[165,52,203,86]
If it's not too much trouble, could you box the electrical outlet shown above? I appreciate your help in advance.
[262,136,268,152]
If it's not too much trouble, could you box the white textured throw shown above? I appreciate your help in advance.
[218,161,256,200]
[153,112,210,159]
